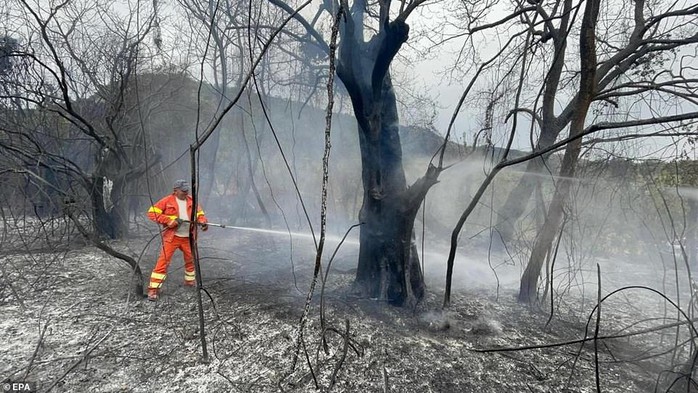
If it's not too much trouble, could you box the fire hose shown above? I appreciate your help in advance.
[178,219,232,229]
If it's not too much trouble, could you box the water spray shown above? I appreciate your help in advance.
[179,219,358,244]
[177,219,278,231]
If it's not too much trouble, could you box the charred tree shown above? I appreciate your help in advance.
[493,0,573,244]
[263,0,439,306]
[2,1,162,240]
[518,0,600,304]
[492,0,698,246]
[336,4,437,306]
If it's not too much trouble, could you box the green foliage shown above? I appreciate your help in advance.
[655,159,698,188]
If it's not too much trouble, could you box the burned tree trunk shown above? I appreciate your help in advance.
[495,158,542,245]
[352,77,430,305]
[91,176,117,239]
[337,11,437,306]
[495,131,558,243]
[494,14,571,244]
[518,0,600,304]
[90,176,128,239]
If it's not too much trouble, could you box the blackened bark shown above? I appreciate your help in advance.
[353,77,426,305]
[338,16,433,306]
[108,178,129,238]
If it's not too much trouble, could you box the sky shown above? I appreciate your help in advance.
[7,0,695,160]
[392,0,698,159]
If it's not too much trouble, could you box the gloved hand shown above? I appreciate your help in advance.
[167,219,180,228]
[200,223,208,231]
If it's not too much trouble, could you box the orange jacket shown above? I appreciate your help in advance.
[147,194,207,242]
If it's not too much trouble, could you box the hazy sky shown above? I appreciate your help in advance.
[396,0,698,159]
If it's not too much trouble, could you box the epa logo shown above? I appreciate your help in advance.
[2,382,36,392]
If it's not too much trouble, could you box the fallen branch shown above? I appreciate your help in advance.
[64,210,143,297]
[474,317,698,353]
[329,319,351,389]
[22,320,49,381]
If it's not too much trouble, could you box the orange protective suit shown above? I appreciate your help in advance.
[146,194,207,290]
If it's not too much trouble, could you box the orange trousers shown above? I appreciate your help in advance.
[149,235,196,289]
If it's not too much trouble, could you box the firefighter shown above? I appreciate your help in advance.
[146,179,208,301]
